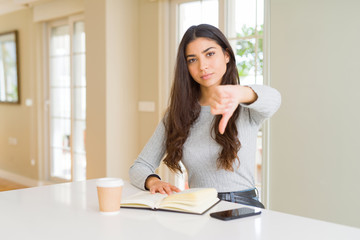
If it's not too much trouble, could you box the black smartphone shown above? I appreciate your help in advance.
[210,207,261,221]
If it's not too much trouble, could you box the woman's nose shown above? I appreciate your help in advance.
[199,59,208,71]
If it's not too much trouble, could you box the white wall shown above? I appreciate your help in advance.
[85,0,139,180]
[105,0,139,178]
[0,9,40,181]
[269,0,360,228]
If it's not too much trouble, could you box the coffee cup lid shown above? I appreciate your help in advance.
[96,178,124,187]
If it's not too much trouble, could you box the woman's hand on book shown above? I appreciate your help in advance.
[146,177,181,195]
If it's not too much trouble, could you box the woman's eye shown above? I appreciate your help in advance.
[207,52,215,57]
[188,58,196,64]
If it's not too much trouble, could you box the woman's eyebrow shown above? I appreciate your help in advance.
[186,47,216,59]
[201,47,215,53]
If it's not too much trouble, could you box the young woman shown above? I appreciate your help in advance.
[129,24,281,208]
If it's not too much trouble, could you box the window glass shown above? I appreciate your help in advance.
[178,0,218,42]
[48,20,86,181]
[227,0,264,85]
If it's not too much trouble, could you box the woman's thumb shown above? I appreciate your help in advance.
[219,113,231,134]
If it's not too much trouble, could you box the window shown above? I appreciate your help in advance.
[46,15,86,182]
[226,0,265,192]
[168,0,266,195]
[177,0,219,41]
[227,0,264,85]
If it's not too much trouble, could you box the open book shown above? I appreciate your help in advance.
[121,188,220,215]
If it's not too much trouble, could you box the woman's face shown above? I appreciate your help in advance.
[185,37,229,90]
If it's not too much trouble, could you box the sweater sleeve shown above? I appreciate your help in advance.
[239,84,281,125]
[129,119,167,190]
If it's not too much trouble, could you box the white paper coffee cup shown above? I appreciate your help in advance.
[96,178,124,215]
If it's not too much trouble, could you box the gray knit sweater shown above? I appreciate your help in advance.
[129,85,281,192]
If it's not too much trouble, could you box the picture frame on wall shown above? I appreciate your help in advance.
[0,30,20,104]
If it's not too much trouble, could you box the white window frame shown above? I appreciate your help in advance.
[43,14,86,183]
[262,0,271,207]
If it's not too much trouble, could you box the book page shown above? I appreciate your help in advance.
[121,191,167,209]
[158,188,219,214]
[159,197,220,214]
[160,188,217,206]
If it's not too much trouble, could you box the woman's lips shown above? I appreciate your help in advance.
[201,73,213,80]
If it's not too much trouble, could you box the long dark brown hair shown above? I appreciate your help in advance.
[163,24,241,173]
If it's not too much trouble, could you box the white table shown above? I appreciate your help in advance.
[1,179,359,240]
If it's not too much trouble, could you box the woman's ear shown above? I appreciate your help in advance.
[225,49,230,63]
